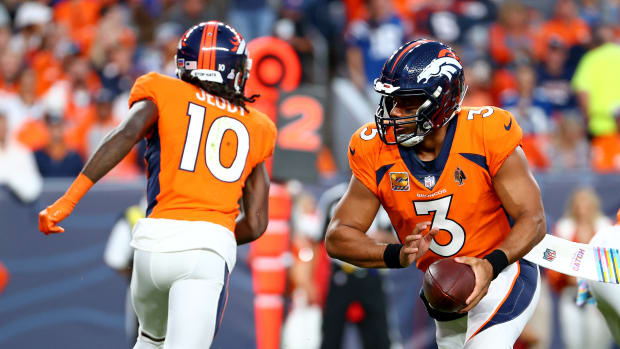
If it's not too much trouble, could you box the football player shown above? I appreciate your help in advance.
[325,39,546,348]
[39,21,277,349]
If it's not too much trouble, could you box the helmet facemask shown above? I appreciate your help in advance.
[375,86,444,147]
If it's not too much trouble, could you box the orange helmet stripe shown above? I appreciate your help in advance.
[203,23,218,70]
[197,23,208,69]
[210,23,219,71]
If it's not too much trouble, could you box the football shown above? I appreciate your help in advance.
[422,258,475,313]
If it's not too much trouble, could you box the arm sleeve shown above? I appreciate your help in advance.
[483,108,523,177]
[347,128,378,196]
[128,72,160,108]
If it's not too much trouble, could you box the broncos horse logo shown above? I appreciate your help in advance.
[229,32,246,55]
[416,57,462,84]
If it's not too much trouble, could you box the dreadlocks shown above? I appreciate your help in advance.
[181,71,260,113]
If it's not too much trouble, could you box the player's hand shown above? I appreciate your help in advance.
[455,256,493,313]
[38,197,75,235]
[399,222,439,267]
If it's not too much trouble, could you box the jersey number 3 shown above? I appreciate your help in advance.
[413,195,465,257]
[179,102,249,182]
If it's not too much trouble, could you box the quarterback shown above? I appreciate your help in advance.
[325,40,546,348]
[39,21,276,349]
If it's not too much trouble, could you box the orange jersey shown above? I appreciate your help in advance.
[128,72,277,232]
[348,106,523,271]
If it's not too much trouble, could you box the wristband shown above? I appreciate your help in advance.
[483,249,509,279]
[63,173,94,206]
[383,244,404,268]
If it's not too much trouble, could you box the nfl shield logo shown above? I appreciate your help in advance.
[423,175,435,190]
[543,248,556,262]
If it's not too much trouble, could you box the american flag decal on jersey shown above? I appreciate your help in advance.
[543,248,556,262]
[594,247,620,284]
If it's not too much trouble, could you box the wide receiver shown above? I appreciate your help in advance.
[325,39,546,348]
[39,21,276,349]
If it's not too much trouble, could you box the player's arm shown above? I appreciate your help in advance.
[39,100,158,235]
[457,146,546,312]
[492,146,546,262]
[82,100,157,182]
[235,162,270,245]
[325,175,437,268]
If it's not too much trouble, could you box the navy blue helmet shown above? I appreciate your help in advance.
[373,39,466,146]
[175,21,251,97]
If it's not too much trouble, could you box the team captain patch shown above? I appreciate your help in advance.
[390,172,410,191]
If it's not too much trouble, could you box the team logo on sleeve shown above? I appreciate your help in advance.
[454,167,466,186]
[390,172,410,191]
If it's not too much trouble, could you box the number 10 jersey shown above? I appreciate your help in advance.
[348,106,523,272]
[128,72,277,232]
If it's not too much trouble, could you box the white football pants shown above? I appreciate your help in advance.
[131,249,229,349]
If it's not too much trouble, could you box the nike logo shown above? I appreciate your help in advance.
[349,147,355,155]
[504,117,512,131]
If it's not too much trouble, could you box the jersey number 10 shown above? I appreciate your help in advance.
[179,102,249,182]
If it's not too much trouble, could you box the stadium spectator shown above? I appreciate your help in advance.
[578,0,604,27]
[536,38,578,118]
[0,68,45,137]
[89,4,136,73]
[43,52,99,129]
[572,24,620,172]
[83,89,141,179]
[548,114,591,171]
[30,21,72,98]
[228,0,275,42]
[488,1,535,67]
[0,111,42,203]
[164,0,228,32]
[0,48,25,95]
[0,4,10,57]
[547,187,613,349]
[345,0,405,100]
[501,63,552,171]
[34,112,83,178]
[11,2,53,57]
[411,0,496,48]
[53,0,102,54]
[535,0,591,60]
[136,22,183,77]
[462,59,493,107]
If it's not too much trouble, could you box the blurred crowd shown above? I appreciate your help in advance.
[0,0,619,203]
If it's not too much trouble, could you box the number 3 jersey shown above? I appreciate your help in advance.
[348,107,523,272]
[128,72,277,233]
